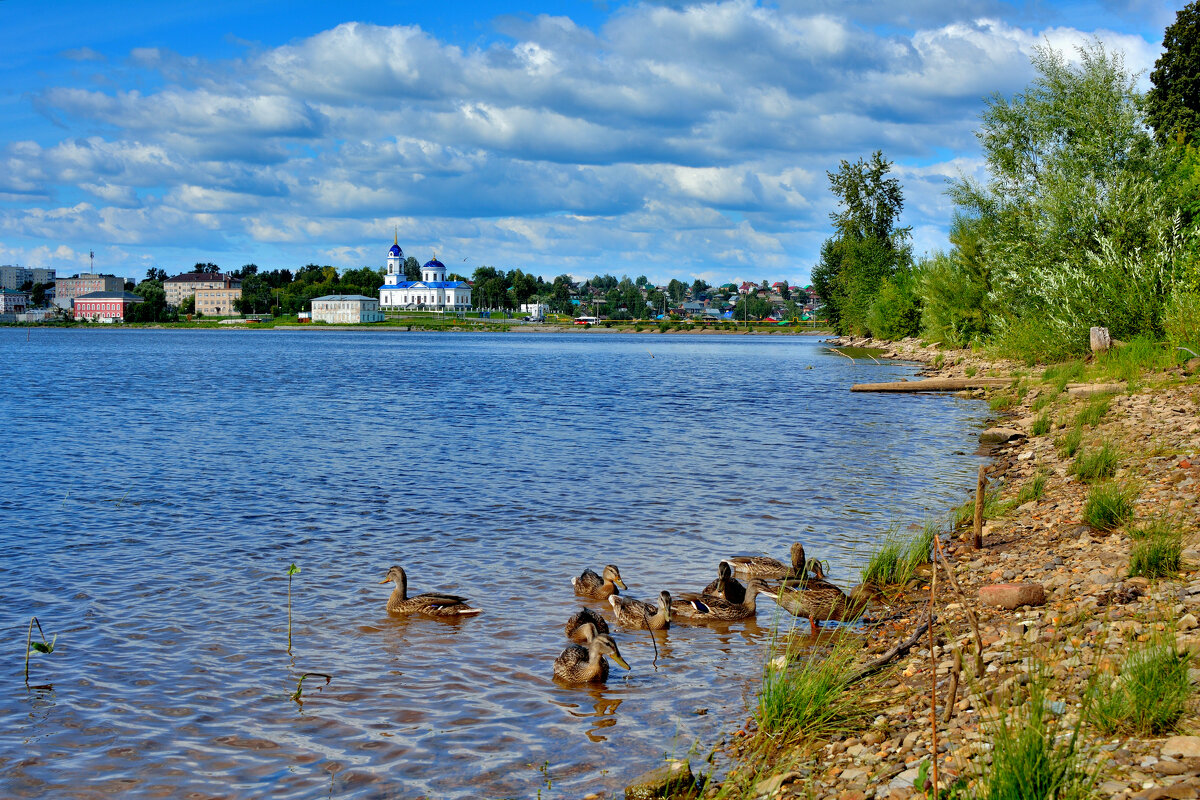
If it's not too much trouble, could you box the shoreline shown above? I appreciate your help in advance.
[692,337,1200,800]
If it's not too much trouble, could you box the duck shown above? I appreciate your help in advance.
[671,579,769,622]
[379,565,481,617]
[700,561,747,604]
[722,542,807,580]
[553,632,631,683]
[564,607,610,642]
[758,579,879,636]
[572,565,626,600]
[609,590,671,630]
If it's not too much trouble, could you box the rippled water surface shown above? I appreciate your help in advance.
[0,329,989,799]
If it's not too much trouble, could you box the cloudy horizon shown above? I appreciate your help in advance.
[0,0,1179,286]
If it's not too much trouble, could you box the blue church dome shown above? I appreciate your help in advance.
[424,259,445,271]
[389,244,402,257]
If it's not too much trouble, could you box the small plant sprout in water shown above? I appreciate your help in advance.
[286,563,300,651]
[291,671,331,704]
[25,616,56,683]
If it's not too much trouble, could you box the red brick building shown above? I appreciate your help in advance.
[73,291,144,322]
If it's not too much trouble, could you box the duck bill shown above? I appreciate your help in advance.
[614,578,627,590]
[378,577,391,584]
[610,653,631,671]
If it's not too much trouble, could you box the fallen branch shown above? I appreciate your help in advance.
[943,647,962,724]
[850,378,1009,393]
[934,537,985,678]
[848,613,935,685]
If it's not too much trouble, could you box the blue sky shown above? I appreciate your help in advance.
[0,0,1182,285]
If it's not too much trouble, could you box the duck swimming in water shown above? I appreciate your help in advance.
[700,561,746,604]
[722,542,807,581]
[379,565,481,617]
[609,590,671,630]
[572,565,626,600]
[564,607,610,642]
[553,630,631,683]
[671,579,769,623]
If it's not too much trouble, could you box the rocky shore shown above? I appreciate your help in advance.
[699,337,1200,800]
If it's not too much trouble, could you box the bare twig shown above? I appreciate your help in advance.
[943,647,962,724]
[934,536,985,678]
[847,614,935,684]
[929,559,939,795]
[972,465,987,549]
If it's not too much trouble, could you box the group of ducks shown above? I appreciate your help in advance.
[379,542,882,684]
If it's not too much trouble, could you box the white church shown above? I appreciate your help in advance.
[378,235,472,310]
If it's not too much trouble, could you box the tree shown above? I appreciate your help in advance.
[193,262,219,274]
[124,280,135,291]
[691,279,709,297]
[127,280,171,322]
[814,150,911,335]
[635,275,649,288]
[235,273,273,314]
[146,267,168,282]
[733,294,773,321]
[510,270,538,307]
[180,295,195,315]
[1147,3,1200,144]
[667,279,687,305]
[550,275,574,314]
[30,282,50,307]
[948,41,1169,354]
[403,256,420,281]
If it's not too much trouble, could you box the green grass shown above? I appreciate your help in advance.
[1031,412,1051,436]
[755,628,870,743]
[954,485,1019,527]
[989,391,1018,412]
[860,523,935,587]
[1090,641,1192,735]
[1094,336,1180,386]
[1081,482,1136,531]
[1056,426,1083,458]
[1071,442,1119,482]
[1129,518,1183,579]
[977,675,1094,800]
[965,366,978,377]
[1014,473,1047,505]
[1031,391,1056,413]
[1075,394,1112,427]
[1042,361,1085,393]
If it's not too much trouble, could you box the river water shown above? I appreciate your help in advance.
[0,329,988,799]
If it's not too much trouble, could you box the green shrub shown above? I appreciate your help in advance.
[965,366,978,378]
[1031,413,1051,436]
[918,239,991,348]
[1071,442,1119,481]
[1090,642,1191,735]
[1164,290,1200,351]
[1081,481,1136,530]
[1075,394,1111,427]
[865,271,923,340]
[989,392,1017,412]
[1056,426,1083,458]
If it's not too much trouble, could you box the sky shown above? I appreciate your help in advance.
[0,0,1184,286]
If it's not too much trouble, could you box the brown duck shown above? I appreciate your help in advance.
[609,590,671,630]
[700,561,746,604]
[671,579,769,622]
[564,607,610,642]
[553,631,631,683]
[379,565,481,617]
[722,542,807,580]
[572,565,626,600]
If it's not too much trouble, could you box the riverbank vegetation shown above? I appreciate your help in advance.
[814,5,1200,364]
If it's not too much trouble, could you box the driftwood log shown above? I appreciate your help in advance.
[848,614,935,684]
[850,378,1009,393]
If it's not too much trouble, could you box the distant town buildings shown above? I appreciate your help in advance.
[310,295,384,324]
[194,285,241,317]
[0,289,29,316]
[73,291,144,322]
[0,266,55,290]
[54,273,123,310]
[378,235,472,311]
[164,272,241,308]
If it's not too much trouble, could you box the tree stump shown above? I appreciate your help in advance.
[1090,326,1112,353]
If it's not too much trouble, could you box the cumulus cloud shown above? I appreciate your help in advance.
[3,1,1164,282]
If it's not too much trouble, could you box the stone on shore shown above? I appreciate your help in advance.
[1066,382,1126,398]
[979,583,1046,610]
[1162,737,1200,759]
[625,761,696,800]
[979,427,1025,444]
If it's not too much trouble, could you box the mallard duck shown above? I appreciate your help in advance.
[722,542,806,580]
[700,561,746,604]
[671,579,768,622]
[565,608,610,642]
[609,590,671,630]
[553,632,631,683]
[572,565,626,600]
[758,580,878,635]
[379,565,481,617]
[779,558,836,591]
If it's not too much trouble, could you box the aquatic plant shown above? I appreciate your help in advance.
[287,563,300,651]
[24,616,56,683]
[291,671,331,704]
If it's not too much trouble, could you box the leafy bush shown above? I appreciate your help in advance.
[1090,642,1191,735]
[1071,442,1119,481]
[918,229,991,348]
[865,270,922,340]
[1081,482,1136,530]
[1163,290,1200,351]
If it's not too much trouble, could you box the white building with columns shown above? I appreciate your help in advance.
[378,235,472,310]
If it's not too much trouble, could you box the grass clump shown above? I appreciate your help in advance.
[755,630,869,743]
[1095,335,1177,385]
[1129,517,1183,579]
[1070,441,1119,482]
[860,523,935,587]
[989,391,1018,412]
[1090,641,1192,735]
[1081,482,1136,531]
[1056,426,1083,458]
[1075,394,1112,427]
[1042,360,1085,393]
[1031,392,1056,413]
[1014,472,1047,505]
[1031,412,1051,436]
[977,675,1094,800]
